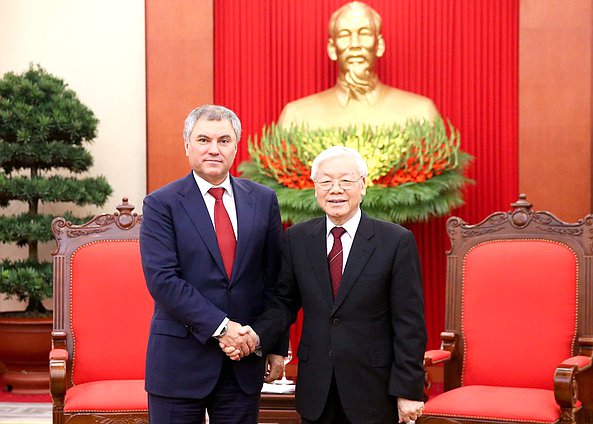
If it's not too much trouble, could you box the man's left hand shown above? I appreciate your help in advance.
[264,354,284,383]
[397,398,424,423]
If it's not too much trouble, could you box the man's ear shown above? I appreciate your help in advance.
[376,35,385,58]
[327,39,338,61]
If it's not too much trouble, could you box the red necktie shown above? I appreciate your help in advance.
[208,187,236,279]
[328,227,346,298]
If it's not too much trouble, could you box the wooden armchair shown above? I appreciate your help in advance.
[419,195,593,424]
[50,199,151,424]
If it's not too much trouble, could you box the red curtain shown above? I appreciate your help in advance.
[214,0,518,351]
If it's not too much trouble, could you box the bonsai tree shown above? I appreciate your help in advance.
[0,65,112,315]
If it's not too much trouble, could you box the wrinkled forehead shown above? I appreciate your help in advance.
[190,117,236,139]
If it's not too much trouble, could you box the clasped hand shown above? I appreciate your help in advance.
[217,320,260,360]
[217,322,284,382]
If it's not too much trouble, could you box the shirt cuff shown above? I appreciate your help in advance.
[212,317,229,338]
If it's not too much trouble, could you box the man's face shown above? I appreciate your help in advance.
[185,117,237,186]
[314,155,366,226]
[330,7,382,78]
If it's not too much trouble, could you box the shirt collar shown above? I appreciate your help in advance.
[325,208,362,239]
[192,171,234,198]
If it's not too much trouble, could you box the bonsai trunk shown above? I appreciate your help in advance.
[27,166,45,313]
[29,167,38,262]
[25,298,47,313]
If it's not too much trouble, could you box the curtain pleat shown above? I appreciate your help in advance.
[214,0,518,351]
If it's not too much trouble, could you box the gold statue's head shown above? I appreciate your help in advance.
[327,1,385,80]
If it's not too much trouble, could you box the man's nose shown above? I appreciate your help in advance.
[328,181,345,193]
[207,141,221,154]
[350,33,361,47]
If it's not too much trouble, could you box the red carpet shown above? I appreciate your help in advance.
[0,375,51,403]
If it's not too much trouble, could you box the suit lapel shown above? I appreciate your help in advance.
[230,177,255,284]
[332,213,375,314]
[177,173,227,279]
[306,218,334,308]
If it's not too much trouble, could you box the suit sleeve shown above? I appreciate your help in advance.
[253,226,302,353]
[388,229,428,400]
[260,195,290,355]
[140,193,226,345]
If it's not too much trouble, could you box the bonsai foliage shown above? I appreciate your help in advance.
[239,119,472,223]
[0,65,112,313]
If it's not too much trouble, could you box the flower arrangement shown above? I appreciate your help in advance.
[239,118,472,223]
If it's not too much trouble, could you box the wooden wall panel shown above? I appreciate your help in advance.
[145,0,214,192]
[519,0,593,220]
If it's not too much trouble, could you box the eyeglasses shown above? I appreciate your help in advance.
[314,176,363,191]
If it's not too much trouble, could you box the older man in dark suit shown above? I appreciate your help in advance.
[140,105,285,424]
[224,146,427,424]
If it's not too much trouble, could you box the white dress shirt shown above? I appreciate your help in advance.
[325,208,362,273]
[192,171,236,337]
[192,171,238,239]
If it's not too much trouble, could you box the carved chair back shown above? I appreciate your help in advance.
[412,195,593,424]
[51,199,151,423]
[443,195,592,391]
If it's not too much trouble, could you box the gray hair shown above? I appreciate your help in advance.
[183,104,242,143]
[328,1,382,38]
[310,146,369,181]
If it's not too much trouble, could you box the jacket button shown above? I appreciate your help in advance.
[329,350,333,357]
[331,318,341,326]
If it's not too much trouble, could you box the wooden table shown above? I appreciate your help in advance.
[259,392,300,423]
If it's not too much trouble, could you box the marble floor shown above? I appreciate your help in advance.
[0,402,51,424]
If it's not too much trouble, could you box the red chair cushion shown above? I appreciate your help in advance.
[424,385,571,423]
[70,240,153,384]
[64,379,147,412]
[462,240,577,389]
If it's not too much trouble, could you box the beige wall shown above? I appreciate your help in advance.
[0,0,146,311]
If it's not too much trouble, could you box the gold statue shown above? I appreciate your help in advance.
[278,1,439,129]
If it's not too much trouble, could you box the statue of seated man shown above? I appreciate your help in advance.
[278,1,439,129]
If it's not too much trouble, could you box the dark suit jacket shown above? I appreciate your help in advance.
[140,173,283,398]
[254,212,427,423]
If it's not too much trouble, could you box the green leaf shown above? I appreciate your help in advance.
[0,212,92,245]
[0,175,112,206]
[0,260,52,312]
[0,141,93,173]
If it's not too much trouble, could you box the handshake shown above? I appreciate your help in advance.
[217,320,285,383]
[216,320,261,361]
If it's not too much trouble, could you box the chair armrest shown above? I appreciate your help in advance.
[561,355,592,372]
[49,348,68,362]
[553,354,591,411]
[425,331,457,366]
[49,348,68,399]
[553,341,593,413]
[424,350,452,367]
[423,332,458,401]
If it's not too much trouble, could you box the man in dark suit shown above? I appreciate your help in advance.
[225,146,427,423]
[140,104,285,424]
